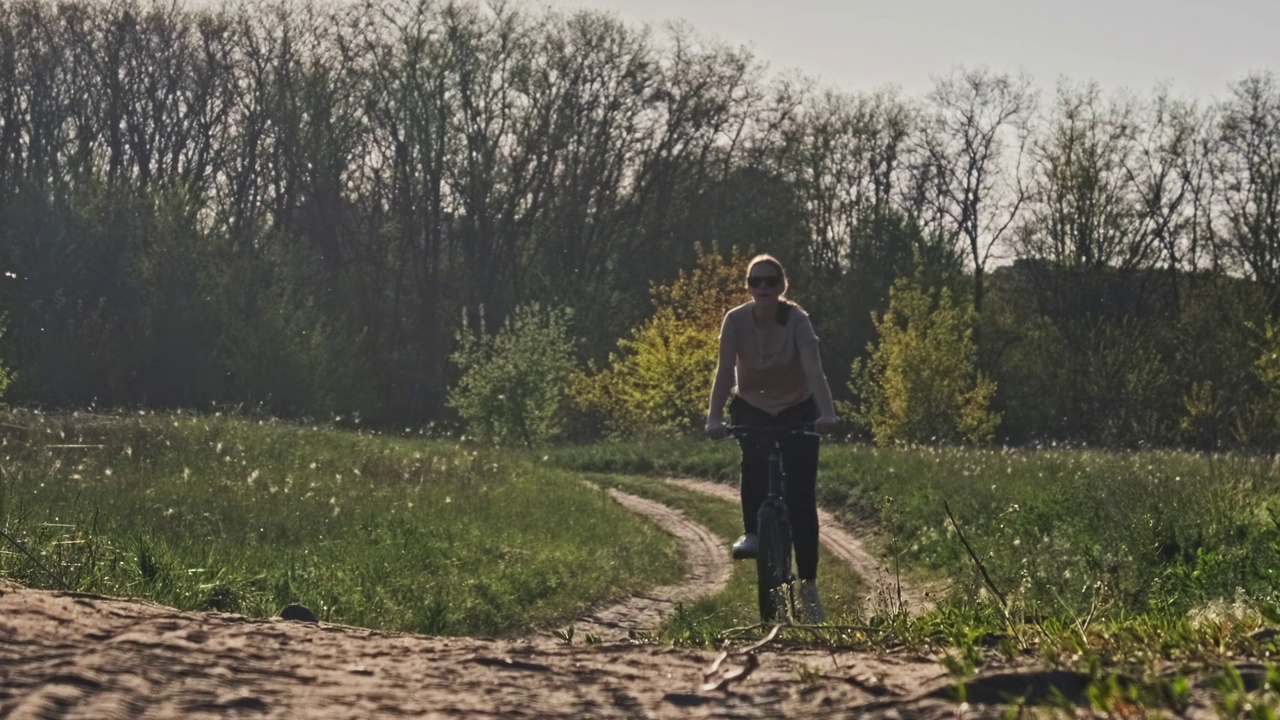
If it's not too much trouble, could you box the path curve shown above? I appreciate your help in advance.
[567,489,732,642]
[664,478,935,616]
[570,478,933,642]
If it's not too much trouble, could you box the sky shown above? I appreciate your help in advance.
[534,0,1280,103]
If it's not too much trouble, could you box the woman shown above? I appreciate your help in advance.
[705,254,838,622]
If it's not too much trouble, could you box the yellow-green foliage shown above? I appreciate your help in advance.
[847,278,999,445]
[570,247,750,435]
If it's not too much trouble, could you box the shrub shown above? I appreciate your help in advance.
[448,303,576,444]
[847,278,998,445]
[569,246,749,436]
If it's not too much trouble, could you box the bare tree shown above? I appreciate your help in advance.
[1213,72,1280,313]
[1019,80,1147,271]
[631,22,766,274]
[914,67,1036,311]
[774,86,918,275]
[482,6,656,353]
[1128,88,1211,304]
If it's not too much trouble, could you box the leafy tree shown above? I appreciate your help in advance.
[569,246,749,436]
[847,278,999,445]
[447,303,576,445]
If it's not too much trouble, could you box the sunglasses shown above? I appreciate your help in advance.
[747,275,783,289]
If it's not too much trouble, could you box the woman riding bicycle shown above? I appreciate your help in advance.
[704,254,838,622]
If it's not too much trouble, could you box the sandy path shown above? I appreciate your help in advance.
[664,478,935,615]
[567,490,732,642]
[0,574,972,719]
[575,479,932,642]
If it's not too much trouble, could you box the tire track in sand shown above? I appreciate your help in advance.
[570,479,932,642]
[568,489,732,642]
[664,478,935,616]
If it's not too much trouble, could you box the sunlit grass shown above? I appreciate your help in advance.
[815,443,1280,622]
[552,436,1280,623]
[0,409,683,636]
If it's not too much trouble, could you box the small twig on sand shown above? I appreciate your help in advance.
[700,651,759,693]
[943,501,1007,609]
[734,623,782,654]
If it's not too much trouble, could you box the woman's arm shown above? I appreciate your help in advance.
[799,342,838,433]
[705,331,736,438]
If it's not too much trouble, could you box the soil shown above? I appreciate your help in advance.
[0,479,1229,718]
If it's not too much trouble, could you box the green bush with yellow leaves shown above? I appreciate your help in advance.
[570,247,752,436]
[847,278,998,445]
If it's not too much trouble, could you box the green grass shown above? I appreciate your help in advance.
[551,436,1280,623]
[0,409,683,636]
[815,444,1280,621]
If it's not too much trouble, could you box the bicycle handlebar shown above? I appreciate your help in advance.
[724,423,818,440]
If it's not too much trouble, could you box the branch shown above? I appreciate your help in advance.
[943,500,1007,609]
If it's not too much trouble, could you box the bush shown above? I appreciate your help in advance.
[569,247,749,436]
[847,278,998,445]
[448,303,576,444]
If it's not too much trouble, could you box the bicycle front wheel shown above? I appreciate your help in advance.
[755,498,793,623]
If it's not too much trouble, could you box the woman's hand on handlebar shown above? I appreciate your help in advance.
[705,417,730,440]
[815,415,838,435]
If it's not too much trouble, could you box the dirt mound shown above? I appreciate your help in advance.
[1,577,966,718]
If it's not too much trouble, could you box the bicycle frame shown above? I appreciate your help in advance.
[727,423,816,623]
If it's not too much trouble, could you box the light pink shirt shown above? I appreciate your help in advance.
[719,302,819,416]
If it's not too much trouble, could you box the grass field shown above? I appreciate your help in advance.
[0,409,683,636]
[552,436,1280,623]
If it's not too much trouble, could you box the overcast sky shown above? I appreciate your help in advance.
[534,0,1279,102]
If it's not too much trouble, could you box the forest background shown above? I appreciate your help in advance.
[3,0,1280,452]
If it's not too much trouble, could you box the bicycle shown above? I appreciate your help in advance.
[725,423,818,624]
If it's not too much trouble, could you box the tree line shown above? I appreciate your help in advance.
[1,0,1278,449]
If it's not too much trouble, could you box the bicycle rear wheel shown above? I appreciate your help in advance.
[755,498,793,623]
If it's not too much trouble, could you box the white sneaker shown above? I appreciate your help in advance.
[799,580,825,623]
[731,533,758,559]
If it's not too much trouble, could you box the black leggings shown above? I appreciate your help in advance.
[730,395,820,581]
